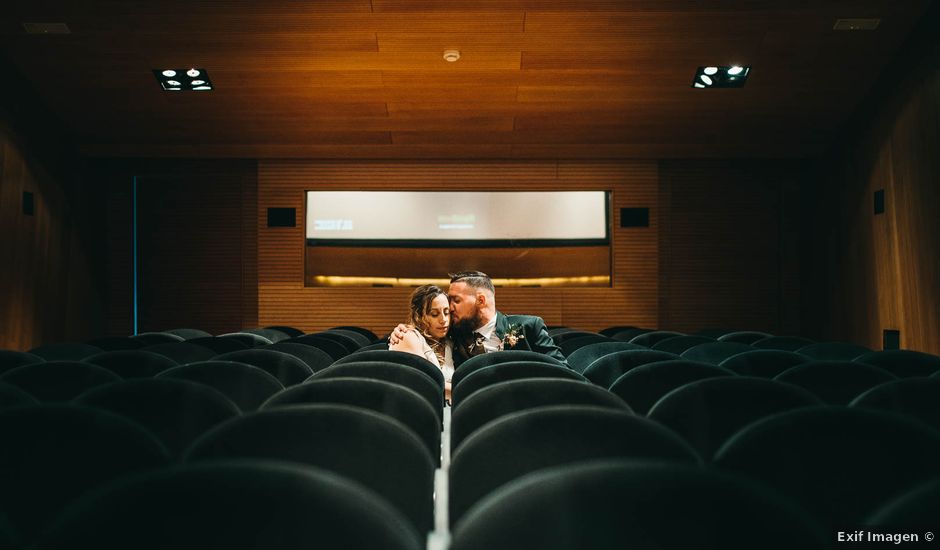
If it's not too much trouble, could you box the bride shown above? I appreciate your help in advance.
[389,284,454,401]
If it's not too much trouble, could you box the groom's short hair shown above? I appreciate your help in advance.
[449,271,495,295]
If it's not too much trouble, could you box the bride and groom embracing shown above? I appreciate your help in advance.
[389,271,567,400]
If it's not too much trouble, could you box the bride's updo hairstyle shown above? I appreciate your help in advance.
[408,284,446,336]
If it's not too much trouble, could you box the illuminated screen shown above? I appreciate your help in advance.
[305,191,609,246]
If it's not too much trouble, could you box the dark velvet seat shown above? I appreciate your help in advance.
[74,378,240,457]
[183,404,435,534]
[36,460,422,550]
[449,405,700,527]
[451,460,827,550]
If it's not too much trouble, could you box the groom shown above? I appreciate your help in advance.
[442,270,567,367]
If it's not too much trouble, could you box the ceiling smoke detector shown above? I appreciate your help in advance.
[443,50,460,62]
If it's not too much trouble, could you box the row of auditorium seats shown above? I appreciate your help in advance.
[2,324,940,549]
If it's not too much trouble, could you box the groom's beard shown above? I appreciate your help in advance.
[451,306,483,340]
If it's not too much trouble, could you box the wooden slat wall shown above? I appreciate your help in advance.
[258,161,658,334]
[806,48,940,354]
[658,160,804,335]
[0,127,106,350]
[107,163,259,336]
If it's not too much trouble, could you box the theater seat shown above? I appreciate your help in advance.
[283,335,349,361]
[0,350,43,375]
[796,341,871,361]
[608,359,734,414]
[850,377,940,431]
[751,335,815,351]
[36,460,422,550]
[854,350,940,378]
[162,328,213,340]
[183,404,434,534]
[142,342,216,364]
[581,350,678,387]
[332,350,445,389]
[773,360,897,405]
[309,361,444,423]
[717,331,773,344]
[28,342,103,361]
[0,381,38,410]
[265,342,334,373]
[451,460,827,550]
[0,362,121,402]
[0,405,169,545]
[651,335,715,355]
[74,379,241,457]
[85,350,179,378]
[262,378,441,465]
[680,342,754,365]
[214,349,313,387]
[713,406,940,530]
[628,330,685,347]
[451,361,586,407]
[866,477,940,528]
[565,342,647,374]
[558,335,612,356]
[449,405,700,526]
[718,349,807,378]
[451,379,630,453]
[157,361,284,413]
[452,350,566,388]
[647,376,822,459]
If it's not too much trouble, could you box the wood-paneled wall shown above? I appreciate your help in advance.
[659,160,803,335]
[0,127,106,350]
[805,37,940,354]
[104,162,259,336]
[258,161,658,335]
[96,157,804,339]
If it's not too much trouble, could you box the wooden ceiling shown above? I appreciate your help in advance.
[0,0,931,159]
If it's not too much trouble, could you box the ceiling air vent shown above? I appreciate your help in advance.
[22,22,71,34]
[833,18,881,31]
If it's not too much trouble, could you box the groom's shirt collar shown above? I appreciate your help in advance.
[475,316,501,353]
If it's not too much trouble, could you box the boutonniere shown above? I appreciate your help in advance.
[500,324,525,350]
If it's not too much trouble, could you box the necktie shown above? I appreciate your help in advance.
[467,332,487,357]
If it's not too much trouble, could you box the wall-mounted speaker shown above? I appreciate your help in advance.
[267,207,296,227]
[620,207,649,227]
[23,191,34,216]
[883,329,900,350]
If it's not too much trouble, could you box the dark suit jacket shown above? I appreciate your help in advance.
[452,311,567,367]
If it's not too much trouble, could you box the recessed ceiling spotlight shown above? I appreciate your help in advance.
[443,50,460,62]
[153,68,214,91]
[691,65,751,89]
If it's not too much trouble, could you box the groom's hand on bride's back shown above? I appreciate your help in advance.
[389,323,413,345]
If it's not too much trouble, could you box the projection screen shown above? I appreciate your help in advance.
[305,190,609,246]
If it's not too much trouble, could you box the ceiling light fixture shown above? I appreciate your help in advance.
[691,65,751,89]
[443,50,460,62]
[153,68,214,91]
